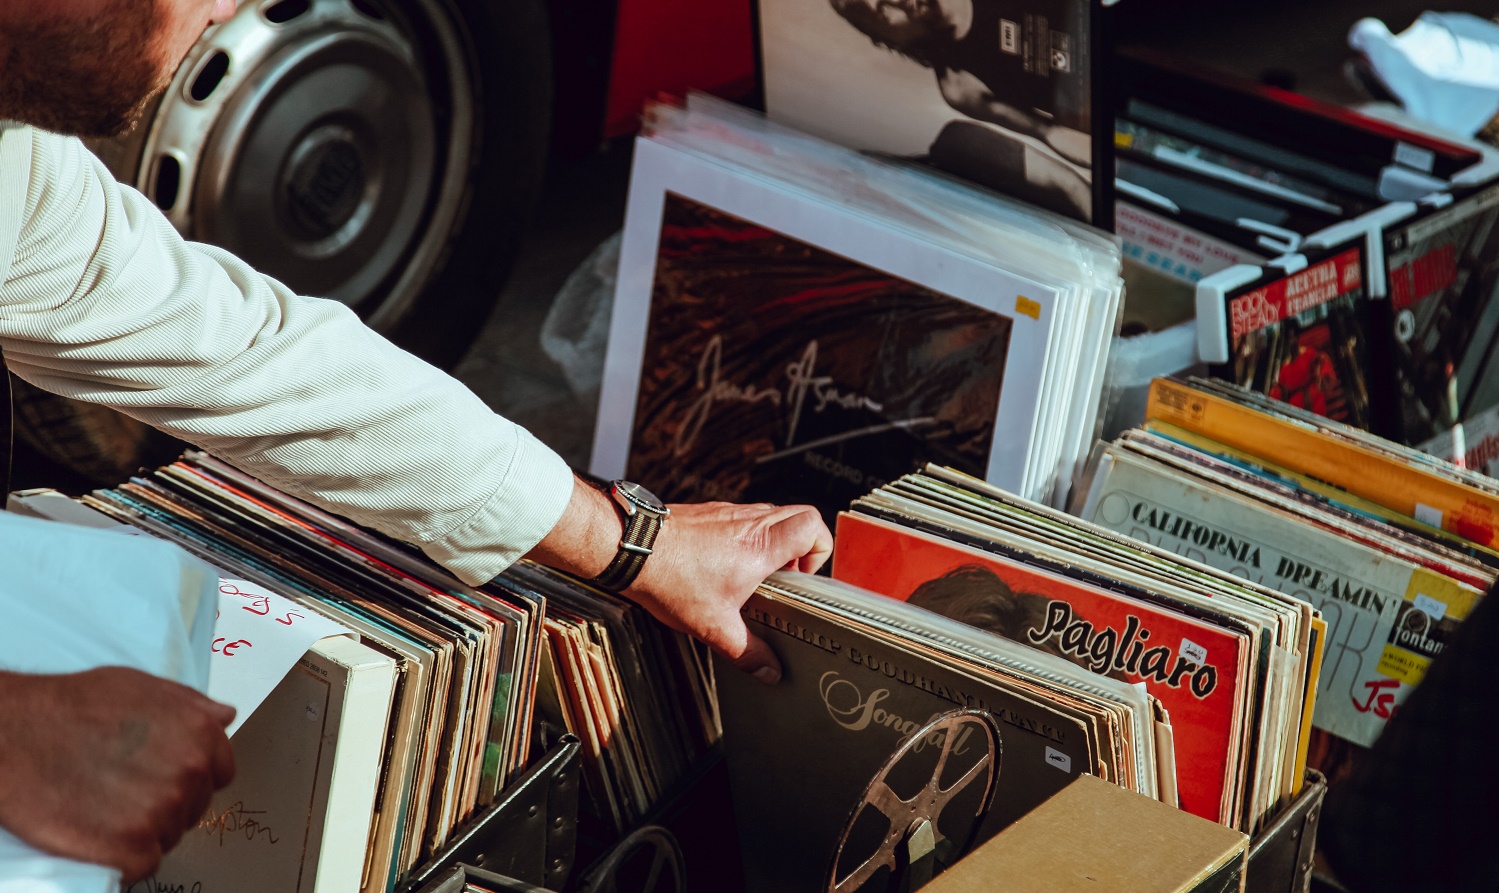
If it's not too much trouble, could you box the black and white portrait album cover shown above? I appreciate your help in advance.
[758,0,1109,224]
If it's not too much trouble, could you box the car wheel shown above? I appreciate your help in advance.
[22,0,552,485]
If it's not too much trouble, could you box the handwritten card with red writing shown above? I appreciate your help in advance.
[208,578,353,736]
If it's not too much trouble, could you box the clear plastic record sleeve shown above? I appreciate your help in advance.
[595,97,1122,513]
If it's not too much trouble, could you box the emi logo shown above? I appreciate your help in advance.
[1051,49,1071,72]
[999,19,1019,54]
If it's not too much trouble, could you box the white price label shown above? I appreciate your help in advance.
[1394,142,1436,173]
[1414,502,1444,528]
[1045,747,1073,773]
[1412,593,1448,622]
[208,578,353,736]
[1180,638,1208,665]
[999,19,1019,54]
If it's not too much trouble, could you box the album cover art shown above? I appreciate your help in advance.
[717,582,1090,893]
[833,512,1246,824]
[1218,246,1373,430]
[759,0,1105,223]
[622,193,1013,526]
[1382,184,1499,444]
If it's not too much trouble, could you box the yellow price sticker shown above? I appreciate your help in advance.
[1016,296,1041,320]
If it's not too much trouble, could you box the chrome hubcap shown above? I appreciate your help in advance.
[137,0,473,324]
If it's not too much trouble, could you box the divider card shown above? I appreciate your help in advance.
[833,512,1246,824]
[209,577,355,735]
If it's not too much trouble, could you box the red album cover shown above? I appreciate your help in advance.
[832,511,1249,825]
[1222,245,1373,430]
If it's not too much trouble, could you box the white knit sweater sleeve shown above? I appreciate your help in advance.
[0,125,576,586]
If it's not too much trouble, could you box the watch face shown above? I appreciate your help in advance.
[615,480,668,514]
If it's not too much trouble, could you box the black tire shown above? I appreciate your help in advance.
[9,374,186,487]
[15,0,553,485]
[385,0,555,368]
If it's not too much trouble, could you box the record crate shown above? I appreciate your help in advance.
[404,736,583,893]
[407,743,743,893]
[421,748,1330,893]
[1246,770,1327,893]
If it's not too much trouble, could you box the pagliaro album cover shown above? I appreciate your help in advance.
[832,512,1246,826]
[757,0,1111,225]
[1380,182,1499,445]
[593,136,1061,525]
[1215,245,1374,431]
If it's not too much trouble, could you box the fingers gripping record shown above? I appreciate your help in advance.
[623,501,833,685]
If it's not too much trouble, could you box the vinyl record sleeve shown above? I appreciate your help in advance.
[716,579,1095,893]
[1124,429,1496,590]
[910,463,1321,803]
[1115,117,1379,220]
[1421,401,1499,477]
[1116,46,1482,183]
[1212,245,1375,430]
[1145,377,1499,548]
[833,512,1248,824]
[1380,182,1499,443]
[592,137,1058,521]
[758,0,1110,224]
[843,487,1275,828]
[1081,446,1482,747]
[1116,151,1342,240]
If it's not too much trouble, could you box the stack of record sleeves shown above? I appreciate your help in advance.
[13,451,718,892]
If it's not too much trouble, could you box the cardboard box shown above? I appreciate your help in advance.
[928,774,1249,893]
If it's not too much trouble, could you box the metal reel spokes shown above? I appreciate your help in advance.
[826,710,1001,893]
[578,824,686,893]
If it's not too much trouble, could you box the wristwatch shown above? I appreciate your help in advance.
[592,480,670,591]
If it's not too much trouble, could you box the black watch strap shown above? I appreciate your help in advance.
[593,501,664,591]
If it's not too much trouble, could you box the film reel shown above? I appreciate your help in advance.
[577,824,686,893]
[825,709,1001,893]
[1395,308,1416,343]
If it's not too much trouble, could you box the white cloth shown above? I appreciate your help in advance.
[0,124,575,585]
[0,510,220,893]
[1351,13,1499,137]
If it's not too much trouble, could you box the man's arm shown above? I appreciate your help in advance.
[0,668,235,882]
[0,126,833,672]
[0,126,575,587]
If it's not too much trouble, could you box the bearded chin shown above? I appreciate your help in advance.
[90,70,176,139]
[75,85,164,140]
[0,3,173,139]
[5,69,167,139]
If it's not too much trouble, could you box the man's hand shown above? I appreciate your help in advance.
[626,501,832,683]
[0,667,236,882]
[527,478,833,684]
